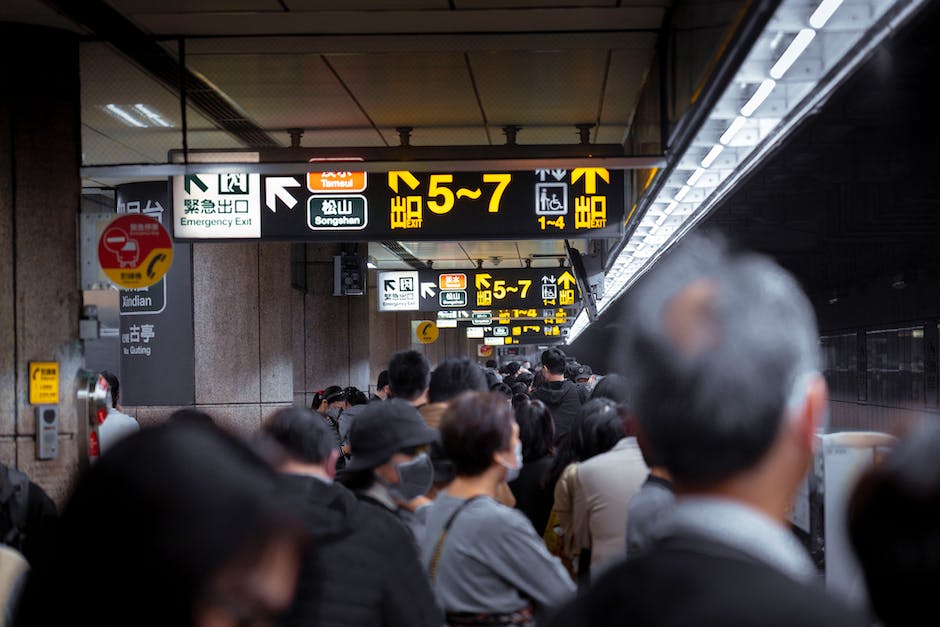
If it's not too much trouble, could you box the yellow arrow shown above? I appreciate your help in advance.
[571,167,610,194]
[388,170,420,193]
[557,271,576,289]
[475,273,492,290]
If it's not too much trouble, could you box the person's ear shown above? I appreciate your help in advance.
[792,373,827,451]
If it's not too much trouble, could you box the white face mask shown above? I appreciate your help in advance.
[499,441,524,482]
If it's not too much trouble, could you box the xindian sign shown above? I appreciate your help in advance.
[171,168,623,241]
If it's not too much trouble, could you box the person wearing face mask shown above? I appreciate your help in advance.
[420,391,575,627]
[338,399,440,542]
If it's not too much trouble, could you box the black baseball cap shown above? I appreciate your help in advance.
[345,399,438,472]
[575,365,593,381]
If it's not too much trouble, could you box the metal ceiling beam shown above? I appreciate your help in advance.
[131,7,666,37]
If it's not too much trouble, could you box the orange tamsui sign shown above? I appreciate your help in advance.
[307,171,367,193]
[98,214,173,289]
[439,273,467,290]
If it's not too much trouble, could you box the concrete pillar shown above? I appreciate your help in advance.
[133,242,295,434]
[0,25,82,505]
[297,244,372,408]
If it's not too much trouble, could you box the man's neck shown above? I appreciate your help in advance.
[544,372,565,383]
[279,460,331,482]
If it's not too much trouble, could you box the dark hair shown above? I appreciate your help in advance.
[485,359,498,369]
[17,421,304,627]
[848,423,940,627]
[100,370,120,408]
[490,382,513,399]
[511,393,530,411]
[510,382,529,397]
[515,371,534,386]
[376,369,389,390]
[590,373,629,405]
[324,385,346,404]
[428,357,487,403]
[540,348,566,375]
[312,385,344,410]
[515,399,554,462]
[620,235,820,488]
[388,350,430,400]
[483,368,500,389]
[344,386,368,406]
[167,408,216,427]
[548,398,623,487]
[564,361,582,382]
[441,391,514,477]
[262,406,336,465]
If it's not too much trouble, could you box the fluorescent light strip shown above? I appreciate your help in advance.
[770,28,816,80]
[720,116,747,145]
[104,104,146,128]
[809,0,844,29]
[701,144,724,168]
[740,79,776,117]
[674,185,691,201]
[687,167,706,186]
[579,0,927,333]
[134,104,173,128]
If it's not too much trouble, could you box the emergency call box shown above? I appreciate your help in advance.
[35,406,58,460]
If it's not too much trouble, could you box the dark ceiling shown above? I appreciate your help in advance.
[704,1,940,299]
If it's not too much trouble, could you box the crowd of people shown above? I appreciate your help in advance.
[2,236,939,626]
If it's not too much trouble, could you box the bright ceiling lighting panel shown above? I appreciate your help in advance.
[566,0,927,344]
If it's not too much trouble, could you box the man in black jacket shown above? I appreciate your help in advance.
[548,237,867,627]
[532,347,583,445]
[262,406,442,627]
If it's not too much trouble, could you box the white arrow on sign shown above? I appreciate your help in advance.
[265,177,300,213]
[421,282,437,299]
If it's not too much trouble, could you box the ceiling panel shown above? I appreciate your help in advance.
[108,0,283,13]
[184,52,371,130]
[602,48,656,123]
[368,239,584,271]
[455,0,618,7]
[1,0,87,32]
[327,52,480,128]
[81,43,241,164]
[472,49,608,127]
[286,0,448,9]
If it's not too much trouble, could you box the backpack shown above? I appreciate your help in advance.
[0,466,30,553]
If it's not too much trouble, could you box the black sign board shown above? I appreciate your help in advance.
[172,168,624,241]
[377,268,581,312]
[118,182,195,406]
[438,307,578,327]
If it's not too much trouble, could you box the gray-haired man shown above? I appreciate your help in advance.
[549,236,865,627]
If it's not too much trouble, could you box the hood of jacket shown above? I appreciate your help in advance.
[278,473,359,542]
[534,379,579,405]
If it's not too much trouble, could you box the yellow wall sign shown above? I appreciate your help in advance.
[29,361,59,405]
[413,321,439,344]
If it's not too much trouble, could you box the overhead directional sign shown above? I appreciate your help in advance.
[172,167,623,241]
[468,323,570,345]
[173,172,261,239]
[439,307,576,327]
[377,268,582,312]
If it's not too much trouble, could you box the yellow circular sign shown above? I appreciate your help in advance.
[416,321,439,344]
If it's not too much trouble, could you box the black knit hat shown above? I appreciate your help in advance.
[345,399,438,471]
